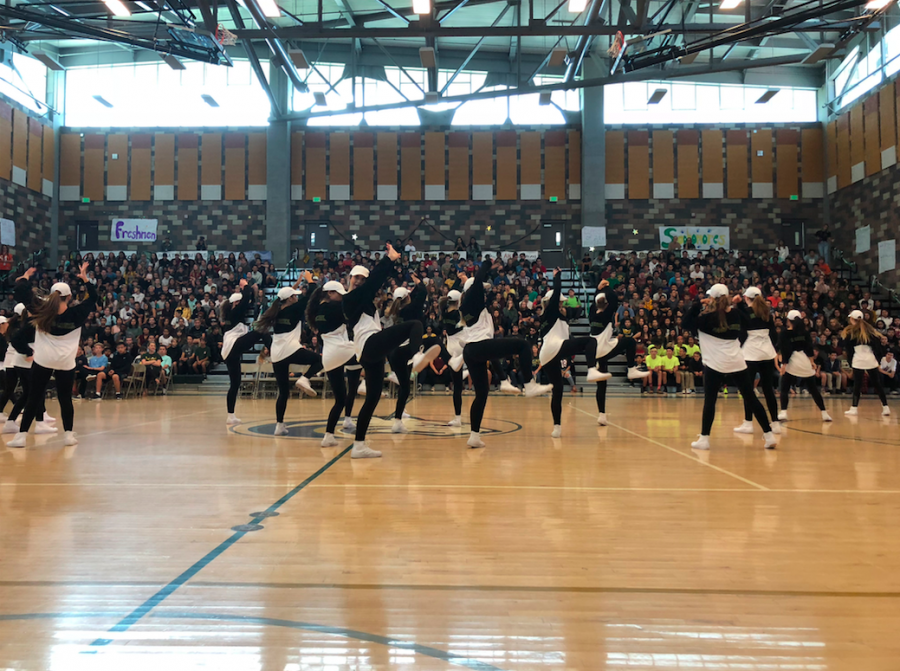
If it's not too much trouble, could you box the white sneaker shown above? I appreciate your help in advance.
[597,412,607,426]
[627,367,652,380]
[821,410,833,422]
[770,421,782,435]
[295,375,317,397]
[500,380,521,394]
[462,369,469,381]
[449,355,464,372]
[274,422,289,436]
[883,405,891,416]
[321,432,338,447]
[63,431,78,447]
[763,432,777,450]
[402,411,410,419]
[357,381,367,396]
[467,431,486,448]
[7,432,27,448]
[391,419,408,434]
[43,412,56,424]
[342,417,356,431]
[412,345,441,373]
[691,435,710,450]
[351,441,382,459]
[733,420,754,434]
[777,410,788,421]
[587,368,612,383]
[845,407,858,416]
[386,372,400,385]
[34,422,57,435]
[447,416,462,427]
[551,424,562,438]
[2,420,19,434]
[226,414,242,426]
[524,380,553,397]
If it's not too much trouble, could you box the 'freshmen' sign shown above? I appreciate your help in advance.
[111,219,158,243]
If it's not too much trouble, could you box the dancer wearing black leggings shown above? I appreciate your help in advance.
[222,280,270,426]
[2,301,52,435]
[842,309,890,417]
[539,269,604,437]
[384,277,429,433]
[776,310,831,423]
[590,279,650,426]
[256,271,323,436]
[343,244,440,459]
[306,280,361,447]
[9,264,96,448]
[733,287,782,434]
[460,257,552,449]
[683,284,776,451]
[441,290,466,427]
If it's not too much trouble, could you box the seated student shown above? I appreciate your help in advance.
[423,353,451,390]
[880,350,899,394]
[822,351,844,394]
[84,343,109,400]
[105,341,132,400]
[257,345,271,365]
[140,342,165,394]
[646,346,665,393]
[178,335,195,374]
[687,351,704,393]
[678,346,694,395]
[159,345,173,392]
[192,336,211,376]
[661,345,681,391]
[531,344,547,386]
[560,356,577,394]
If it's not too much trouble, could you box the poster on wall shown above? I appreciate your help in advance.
[0,218,14,246]
[659,226,730,250]
[878,239,896,274]
[111,219,158,243]
[581,226,607,248]
[855,225,871,254]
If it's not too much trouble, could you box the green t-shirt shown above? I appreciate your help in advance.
[683,344,700,357]
[661,355,680,371]
[193,345,210,361]
[646,354,663,369]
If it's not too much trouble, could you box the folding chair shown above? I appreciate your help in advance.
[256,363,275,398]
[126,364,146,398]
[240,363,259,398]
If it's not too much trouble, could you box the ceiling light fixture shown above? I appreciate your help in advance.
[568,0,587,12]
[135,1,153,9]
[201,94,219,107]
[162,54,185,70]
[424,91,439,104]
[719,0,743,9]
[49,4,71,15]
[866,0,892,8]
[257,0,281,17]
[93,95,113,108]
[32,50,65,71]
[648,88,667,104]
[755,89,779,104]
[549,46,568,67]
[102,0,131,17]
[801,43,835,64]
[413,0,430,13]
[538,91,552,105]
[288,49,309,69]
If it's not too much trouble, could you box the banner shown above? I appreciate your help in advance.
[581,226,607,248]
[111,218,158,243]
[855,225,871,254]
[878,239,896,274]
[659,226,730,250]
[0,218,14,246]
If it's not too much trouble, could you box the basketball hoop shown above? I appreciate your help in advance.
[607,31,624,58]
[216,24,237,46]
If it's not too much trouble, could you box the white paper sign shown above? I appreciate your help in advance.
[855,225,871,253]
[0,218,14,246]
[581,226,607,248]
[878,239,896,274]
[659,225,730,250]
[111,218,158,243]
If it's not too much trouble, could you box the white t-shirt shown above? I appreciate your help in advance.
[880,357,897,375]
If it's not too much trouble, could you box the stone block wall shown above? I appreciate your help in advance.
[0,179,51,262]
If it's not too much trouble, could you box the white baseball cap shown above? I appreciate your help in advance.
[13,303,25,315]
[393,287,409,300]
[743,286,762,298]
[595,291,607,304]
[706,283,729,298]
[448,290,461,302]
[350,265,369,278]
[849,309,864,319]
[463,277,475,293]
[50,282,72,297]
[228,293,243,304]
[323,280,346,295]
[0,316,7,325]
[787,309,802,321]
[276,286,301,301]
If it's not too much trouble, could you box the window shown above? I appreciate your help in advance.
[0,53,48,114]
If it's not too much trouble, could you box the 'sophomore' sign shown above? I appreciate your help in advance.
[659,226,730,251]
[111,219,158,243]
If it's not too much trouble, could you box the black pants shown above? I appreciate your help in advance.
[21,364,74,432]
[594,338,636,414]
[422,366,451,388]
[744,359,779,422]
[463,337,533,433]
[225,331,270,414]
[852,367,887,406]
[326,365,361,434]
[6,367,45,422]
[272,349,324,423]
[450,367,464,416]
[388,345,414,421]
[356,321,424,441]
[76,368,89,398]
[546,337,598,424]
[780,373,825,411]
[702,367,771,435]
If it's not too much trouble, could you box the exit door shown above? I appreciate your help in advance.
[540,222,565,267]
[305,222,330,252]
[76,220,99,251]
[782,219,806,251]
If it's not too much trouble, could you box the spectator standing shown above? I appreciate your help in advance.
[816,225,832,265]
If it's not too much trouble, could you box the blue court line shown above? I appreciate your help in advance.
[88,444,353,647]
[0,612,506,671]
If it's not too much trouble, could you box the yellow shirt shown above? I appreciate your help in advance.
[646,354,663,369]
[662,355,680,371]
[683,344,700,357]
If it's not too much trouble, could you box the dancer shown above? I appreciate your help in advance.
[385,276,428,433]
[9,264,96,447]
[539,268,605,437]
[0,315,9,421]
[221,279,270,426]
[842,309,890,416]
[733,287,782,434]
[441,289,466,427]
[776,310,832,423]
[2,301,53,435]
[460,256,552,449]
[683,284,776,451]
[255,271,323,436]
[589,279,651,426]
[343,244,440,459]
[306,280,361,447]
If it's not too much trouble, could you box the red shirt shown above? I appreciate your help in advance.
[0,253,12,271]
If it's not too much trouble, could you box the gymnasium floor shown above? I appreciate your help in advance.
[1,391,898,670]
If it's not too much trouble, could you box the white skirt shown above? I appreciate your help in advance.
[593,323,618,359]
[539,319,570,366]
[851,344,879,370]
[221,323,249,361]
[322,325,357,372]
[785,351,815,378]
[446,332,466,359]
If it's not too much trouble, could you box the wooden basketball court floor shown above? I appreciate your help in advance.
[1,391,899,671]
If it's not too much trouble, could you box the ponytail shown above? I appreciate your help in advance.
[387,295,410,319]
[702,295,730,330]
[255,298,283,332]
[841,317,878,344]
[305,286,324,331]
[750,294,770,322]
[31,292,64,333]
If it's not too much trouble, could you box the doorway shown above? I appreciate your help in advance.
[540,222,566,267]
[304,222,330,252]
[76,220,99,251]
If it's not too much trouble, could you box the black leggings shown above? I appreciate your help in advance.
[546,337,598,424]
[780,373,825,411]
[852,367,887,407]
[594,338,636,414]
[355,320,424,442]
[21,364,74,432]
[463,337,533,433]
[272,349,324,423]
[326,365,361,433]
[6,367,45,422]
[744,359,779,422]
[702,367,771,435]
[225,331,270,414]
[388,345,413,421]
